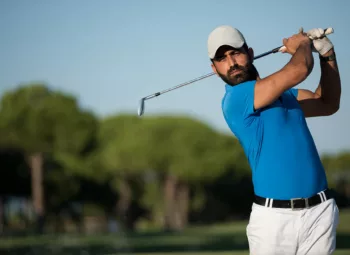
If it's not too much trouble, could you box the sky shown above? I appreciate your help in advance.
[1,0,349,155]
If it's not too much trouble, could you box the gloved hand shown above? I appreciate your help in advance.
[307,28,333,55]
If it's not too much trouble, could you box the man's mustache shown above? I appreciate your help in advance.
[228,64,246,75]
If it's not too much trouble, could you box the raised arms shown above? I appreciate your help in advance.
[253,31,314,110]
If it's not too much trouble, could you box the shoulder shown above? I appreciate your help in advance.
[287,88,299,99]
[222,80,257,112]
[221,80,258,128]
[222,80,257,106]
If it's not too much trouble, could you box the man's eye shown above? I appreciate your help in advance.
[216,56,225,61]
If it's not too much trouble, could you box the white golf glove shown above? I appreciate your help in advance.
[307,28,333,55]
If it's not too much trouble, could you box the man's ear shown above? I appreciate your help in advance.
[248,47,254,62]
[211,62,218,75]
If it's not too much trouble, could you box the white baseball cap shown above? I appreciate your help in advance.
[207,25,246,59]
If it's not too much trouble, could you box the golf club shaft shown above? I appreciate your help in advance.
[143,46,282,101]
[144,72,215,100]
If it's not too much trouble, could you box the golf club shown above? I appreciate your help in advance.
[137,27,334,117]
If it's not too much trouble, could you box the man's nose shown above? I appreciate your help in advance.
[227,55,236,67]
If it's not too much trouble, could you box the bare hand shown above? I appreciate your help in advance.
[281,28,312,55]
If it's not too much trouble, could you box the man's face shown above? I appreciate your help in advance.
[211,45,256,86]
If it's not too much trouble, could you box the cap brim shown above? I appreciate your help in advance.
[209,41,245,59]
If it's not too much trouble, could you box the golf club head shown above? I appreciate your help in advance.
[138,98,145,116]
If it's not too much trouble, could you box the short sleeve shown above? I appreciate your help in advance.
[221,80,258,130]
[289,88,299,99]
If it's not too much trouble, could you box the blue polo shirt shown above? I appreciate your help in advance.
[222,80,328,200]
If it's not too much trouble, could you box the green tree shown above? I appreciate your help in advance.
[141,115,248,231]
[0,83,98,233]
[93,113,250,231]
[92,114,151,231]
[322,151,350,207]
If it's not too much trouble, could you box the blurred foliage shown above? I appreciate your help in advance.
[0,84,97,155]
[0,83,98,180]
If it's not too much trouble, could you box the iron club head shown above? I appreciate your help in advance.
[138,98,146,116]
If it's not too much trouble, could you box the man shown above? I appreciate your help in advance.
[207,25,341,255]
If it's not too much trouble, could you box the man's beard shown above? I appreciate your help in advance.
[217,62,257,86]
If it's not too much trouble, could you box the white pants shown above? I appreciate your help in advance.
[246,198,339,255]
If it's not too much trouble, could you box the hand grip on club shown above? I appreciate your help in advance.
[278,27,334,53]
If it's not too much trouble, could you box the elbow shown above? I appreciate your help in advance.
[320,94,341,116]
[330,104,340,115]
[324,103,340,116]
[328,94,341,115]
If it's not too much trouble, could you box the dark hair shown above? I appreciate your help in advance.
[242,43,249,53]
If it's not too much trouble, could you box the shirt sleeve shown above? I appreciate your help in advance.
[289,88,299,99]
[221,80,259,130]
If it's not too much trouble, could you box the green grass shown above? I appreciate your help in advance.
[1,208,349,255]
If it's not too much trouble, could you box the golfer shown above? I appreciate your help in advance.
[207,25,341,255]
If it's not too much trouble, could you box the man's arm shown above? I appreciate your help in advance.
[293,28,341,117]
[295,48,341,117]
[253,32,314,110]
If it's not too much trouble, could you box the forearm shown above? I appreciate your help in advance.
[316,49,341,109]
[286,42,314,84]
